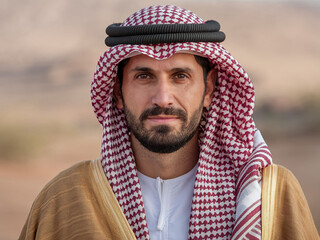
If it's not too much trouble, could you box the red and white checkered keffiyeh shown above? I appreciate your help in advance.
[91,5,272,240]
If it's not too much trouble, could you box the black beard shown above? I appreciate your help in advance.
[124,105,203,153]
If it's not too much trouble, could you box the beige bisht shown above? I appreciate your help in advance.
[19,160,136,240]
[262,165,319,240]
[19,160,319,239]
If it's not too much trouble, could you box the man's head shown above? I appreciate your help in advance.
[92,4,255,155]
[114,53,216,153]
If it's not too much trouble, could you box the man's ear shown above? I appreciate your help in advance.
[203,68,217,108]
[113,78,124,109]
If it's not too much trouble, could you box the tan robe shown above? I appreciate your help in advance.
[19,160,136,240]
[261,164,319,240]
[19,160,319,240]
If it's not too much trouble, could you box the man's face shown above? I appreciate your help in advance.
[115,53,214,153]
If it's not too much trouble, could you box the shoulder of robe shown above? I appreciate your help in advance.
[262,164,319,240]
[35,160,95,200]
[18,160,116,240]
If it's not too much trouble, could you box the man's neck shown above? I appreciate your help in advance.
[130,133,199,180]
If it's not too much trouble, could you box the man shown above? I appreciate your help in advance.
[19,5,318,240]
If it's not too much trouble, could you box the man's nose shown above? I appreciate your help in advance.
[151,79,174,108]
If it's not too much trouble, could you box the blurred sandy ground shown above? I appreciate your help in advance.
[0,0,319,239]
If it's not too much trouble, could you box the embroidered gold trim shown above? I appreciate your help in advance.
[90,159,137,240]
[261,164,278,240]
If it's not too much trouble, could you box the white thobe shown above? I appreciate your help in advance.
[138,164,198,240]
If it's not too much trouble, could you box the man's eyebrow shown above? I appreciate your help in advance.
[170,67,192,73]
[130,67,193,73]
[130,67,154,72]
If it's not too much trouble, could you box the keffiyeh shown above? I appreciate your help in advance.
[91,5,272,239]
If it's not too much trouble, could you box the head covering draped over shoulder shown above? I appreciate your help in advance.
[91,5,271,239]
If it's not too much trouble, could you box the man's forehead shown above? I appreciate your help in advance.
[123,53,201,70]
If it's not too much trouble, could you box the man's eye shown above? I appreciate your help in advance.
[173,73,188,79]
[136,73,151,79]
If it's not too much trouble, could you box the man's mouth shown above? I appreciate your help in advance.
[139,106,187,123]
[146,114,180,124]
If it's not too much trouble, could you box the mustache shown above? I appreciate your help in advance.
[139,106,187,122]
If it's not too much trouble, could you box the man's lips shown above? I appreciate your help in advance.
[139,106,187,123]
[146,115,180,124]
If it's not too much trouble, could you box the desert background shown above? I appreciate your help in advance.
[0,0,319,239]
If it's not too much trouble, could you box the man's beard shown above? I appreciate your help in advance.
[123,104,204,154]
